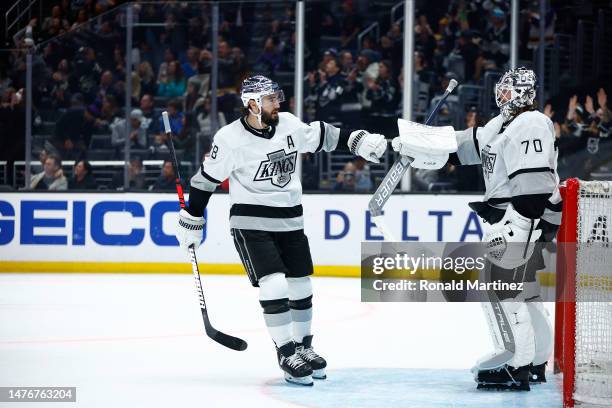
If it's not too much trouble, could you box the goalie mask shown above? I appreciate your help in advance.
[240,75,285,126]
[495,67,537,121]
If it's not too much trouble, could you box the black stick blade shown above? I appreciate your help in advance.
[203,310,248,351]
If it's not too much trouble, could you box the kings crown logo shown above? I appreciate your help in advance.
[254,149,298,188]
[481,145,497,179]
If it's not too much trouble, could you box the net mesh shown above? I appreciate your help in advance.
[574,180,612,406]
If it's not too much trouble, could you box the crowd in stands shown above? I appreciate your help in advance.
[0,0,610,192]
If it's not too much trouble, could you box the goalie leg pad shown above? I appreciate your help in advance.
[526,299,553,367]
[476,299,535,370]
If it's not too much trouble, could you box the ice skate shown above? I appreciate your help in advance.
[296,335,327,379]
[277,342,313,386]
[475,365,531,391]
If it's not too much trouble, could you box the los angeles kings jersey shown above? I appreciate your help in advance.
[190,112,341,231]
[455,110,562,225]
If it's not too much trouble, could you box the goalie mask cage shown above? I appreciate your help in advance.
[555,178,612,407]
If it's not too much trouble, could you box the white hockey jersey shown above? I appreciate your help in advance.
[455,110,561,225]
[190,112,341,231]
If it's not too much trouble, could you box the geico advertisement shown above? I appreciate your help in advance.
[0,193,484,265]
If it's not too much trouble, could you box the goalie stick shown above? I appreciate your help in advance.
[162,111,248,352]
[368,79,458,241]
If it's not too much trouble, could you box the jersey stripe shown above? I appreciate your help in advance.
[316,122,325,153]
[487,197,511,205]
[230,204,303,218]
[545,200,563,212]
[200,166,222,184]
[472,127,480,158]
[507,167,554,180]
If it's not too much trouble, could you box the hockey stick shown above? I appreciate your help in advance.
[162,111,248,351]
[368,79,458,241]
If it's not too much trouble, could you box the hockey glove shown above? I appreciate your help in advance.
[484,204,542,269]
[176,209,205,252]
[348,130,387,163]
[391,119,457,170]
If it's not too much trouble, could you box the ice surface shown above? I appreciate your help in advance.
[0,274,561,407]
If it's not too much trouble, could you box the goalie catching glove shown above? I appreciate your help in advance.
[484,204,542,269]
[347,130,387,163]
[176,209,205,252]
[391,119,458,169]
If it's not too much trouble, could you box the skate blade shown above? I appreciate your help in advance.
[477,382,530,391]
[313,368,326,380]
[284,373,313,386]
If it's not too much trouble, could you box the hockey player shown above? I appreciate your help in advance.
[175,75,387,386]
[392,67,559,390]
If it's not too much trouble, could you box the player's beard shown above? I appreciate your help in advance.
[261,109,279,127]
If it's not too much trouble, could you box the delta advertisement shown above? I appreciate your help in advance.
[0,193,485,272]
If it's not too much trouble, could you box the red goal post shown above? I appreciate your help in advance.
[554,178,612,408]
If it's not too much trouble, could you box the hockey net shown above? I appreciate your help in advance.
[555,178,612,407]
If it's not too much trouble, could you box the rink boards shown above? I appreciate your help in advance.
[0,192,485,275]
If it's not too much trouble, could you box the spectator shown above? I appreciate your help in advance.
[157,48,177,83]
[455,30,481,83]
[139,94,158,136]
[196,95,227,152]
[99,94,120,126]
[254,36,282,75]
[414,51,433,84]
[70,47,102,101]
[311,57,347,122]
[200,41,241,90]
[182,46,200,80]
[41,6,69,37]
[30,154,67,190]
[94,70,116,105]
[112,46,126,81]
[184,78,204,115]
[482,7,510,68]
[113,156,146,190]
[50,61,71,109]
[157,60,186,97]
[334,161,356,191]
[353,157,373,192]
[428,72,460,125]
[415,19,437,65]
[130,71,141,104]
[174,114,196,153]
[53,104,97,160]
[0,87,26,185]
[68,159,97,189]
[158,98,184,135]
[380,35,402,78]
[137,61,157,97]
[366,60,399,125]
[318,48,338,71]
[339,0,363,48]
[110,108,147,150]
[339,50,355,76]
[151,160,176,191]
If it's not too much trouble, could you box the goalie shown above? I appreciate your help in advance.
[392,67,560,391]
